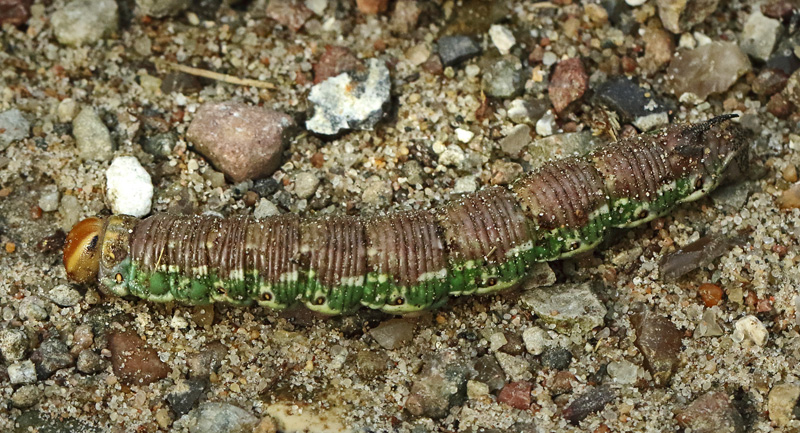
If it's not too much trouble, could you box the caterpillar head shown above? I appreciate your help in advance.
[64,215,137,296]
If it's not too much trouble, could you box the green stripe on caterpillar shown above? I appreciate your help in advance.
[63,115,749,315]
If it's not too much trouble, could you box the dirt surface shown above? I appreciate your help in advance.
[1,0,800,432]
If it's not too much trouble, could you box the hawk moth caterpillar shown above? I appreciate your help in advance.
[63,115,749,315]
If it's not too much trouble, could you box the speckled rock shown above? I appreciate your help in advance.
[0,108,30,151]
[522,327,550,355]
[369,319,415,350]
[0,327,29,362]
[314,45,364,84]
[390,0,421,33]
[540,347,573,370]
[181,402,259,433]
[106,156,153,218]
[108,331,170,385]
[640,24,674,75]
[473,354,507,392]
[8,360,37,384]
[292,172,320,199]
[740,11,783,62]
[167,378,209,416]
[437,35,481,67]
[497,381,531,410]
[548,58,588,113]
[666,41,751,103]
[783,69,800,107]
[266,0,313,31]
[76,350,105,374]
[355,349,390,380]
[656,0,720,34]
[563,385,616,424]
[675,391,744,433]
[11,384,41,408]
[254,199,280,219]
[30,337,74,379]
[306,58,391,135]
[141,131,177,159]
[18,296,49,322]
[494,352,531,382]
[482,56,525,99]
[405,362,469,419]
[630,306,682,386]
[73,107,114,161]
[521,283,606,333]
[0,0,32,26]
[51,0,118,46]
[768,383,800,427]
[186,102,296,183]
[135,0,189,17]
[47,284,82,307]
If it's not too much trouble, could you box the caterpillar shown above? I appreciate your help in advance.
[63,115,748,315]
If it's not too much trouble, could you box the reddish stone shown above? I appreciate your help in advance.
[767,93,794,118]
[640,25,674,75]
[698,283,723,307]
[186,102,296,183]
[548,58,588,113]
[762,0,797,19]
[356,0,388,14]
[314,46,364,84]
[676,392,745,433]
[108,331,170,386]
[0,0,32,26]
[498,381,532,410]
[421,54,443,75]
[266,0,313,31]
[391,0,421,32]
[630,305,682,387]
[548,370,575,395]
[752,69,789,96]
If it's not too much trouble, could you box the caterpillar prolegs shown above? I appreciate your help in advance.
[63,116,749,315]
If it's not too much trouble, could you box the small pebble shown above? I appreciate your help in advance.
[313,45,363,84]
[453,176,477,194]
[51,0,118,46]
[306,58,391,135]
[266,0,313,31]
[355,349,389,380]
[254,199,280,219]
[0,108,30,151]
[135,0,189,18]
[732,315,768,347]
[167,378,209,416]
[497,381,531,410]
[667,42,751,102]
[473,354,507,392]
[38,185,60,212]
[535,110,556,137]
[489,24,515,55]
[607,360,639,384]
[8,360,37,384]
[563,385,615,425]
[740,11,783,62]
[405,363,469,419]
[73,107,114,161]
[31,337,74,379]
[522,327,550,355]
[76,350,105,374]
[106,156,154,218]
[548,58,588,113]
[48,284,83,307]
[0,0,33,26]
[494,352,531,382]
[187,102,295,182]
[454,128,474,143]
[181,402,259,433]
[657,0,720,33]
[779,184,800,209]
[18,296,49,322]
[521,283,606,333]
[694,310,724,338]
[676,391,745,433]
[369,319,414,350]
[438,144,466,167]
[482,56,524,99]
[11,384,41,408]
[0,327,29,362]
[108,331,170,385]
[437,35,481,67]
[697,283,723,307]
[187,342,227,379]
[466,380,489,399]
[293,172,320,199]
[630,305,683,386]
[356,0,388,14]
[768,383,800,427]
[500,124,531,157]
[540,347,572,370]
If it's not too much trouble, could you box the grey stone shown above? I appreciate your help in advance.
[667,41,751,102]
[499,124,531,157]
[11,384,42,408]
[167,378,209,416]
[31,338,74,379]
[521,283,606,333]
[141,131,177,159]
[306,58,391,135]
[76,350,105,374]
[0,108,30,151]
[540,347,572,370]
[473,354,507,392]
[437,35,481,66]
[8,360,37,384]
[293,172,319,199]
[494,352,531,382]
[405,362,470,419]
[0,327,29,362]
[595,77,673,126]
[182,402,259,433]
[73,107,114,161]
[51,0,118,46]
[370,319,415,350]
[253,199,280,219]
[38,185,60,212]
[18,296,49,322]
[740,11,783,62]
[135,0,190,17]
[48,285,83,307]
[482,56,524,99]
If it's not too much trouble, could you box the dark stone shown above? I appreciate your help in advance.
[160,72,208,94]
[630,304,682,387]
[540,347,572,370]
[30,338,74,380]
[562,385,616,424]
[437,35,482,67]
[187,341,228,378]
[752,68,789,96]
[660,234,743,282]
[14,410,101,433]
[166,378,209,416]
[108,331,170,385]
[0,0,33,26]
[188,0,222,20]
[141,131,177,159]
[473,354,507,392]
[595,76,673,121]
[766,33,800,76]
[251,177,280,198]
[355,349,390,380]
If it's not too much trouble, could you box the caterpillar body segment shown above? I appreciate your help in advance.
[64,116,749,314]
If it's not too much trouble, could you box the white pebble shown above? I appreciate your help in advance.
[454,176,477,194]
[455,128,474,143]
[541,51,558,66]
[38,185,60,212]
[57,98,78,123]
[522,327,549,355]
[732,315,768,347]
[465,64,481,78]
[625,0,647,5]
[438,144,465,167]
[106,156,153,217]
[489,24,516,55]
[8,360,37,385]
[467,380,490,399]
[535,110,556,137]
[254,199,280,219]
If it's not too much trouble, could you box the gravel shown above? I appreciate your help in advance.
[0,108,30,151]
[105,156,154,217]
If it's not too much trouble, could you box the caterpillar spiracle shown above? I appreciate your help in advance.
[63,115,749,315]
